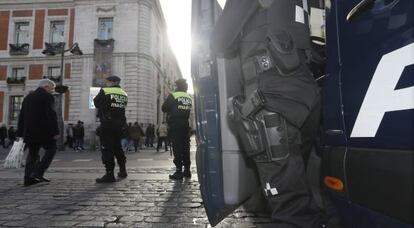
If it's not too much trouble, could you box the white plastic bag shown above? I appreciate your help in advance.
[4,139,25,169]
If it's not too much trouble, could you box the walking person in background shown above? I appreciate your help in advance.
[129,122,143,152]
[139,123,145,149]
[64,123,74,149]
[94,75,128,183]
[162,79,193,180]
[0,124,7,149]
[156,122,168,152]
[6,126,17,148]
[145,124,155,148]
[78,121,85,150]
[17,79,59,186]
[72,121,83,151]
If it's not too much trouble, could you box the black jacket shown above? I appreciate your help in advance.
[17,87,59,143]
[162,91,192,129]
[93,86,127,123]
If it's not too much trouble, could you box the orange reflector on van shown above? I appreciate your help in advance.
[324,176,344,191]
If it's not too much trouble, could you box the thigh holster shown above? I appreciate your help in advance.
[229,90,300,162]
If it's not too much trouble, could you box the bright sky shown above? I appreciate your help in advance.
[159,0,226,94]
[159,0,193,93]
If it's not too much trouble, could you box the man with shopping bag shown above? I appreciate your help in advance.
[17,79,59,186]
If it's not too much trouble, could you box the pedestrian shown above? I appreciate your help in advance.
[79,121,85,150]
[139,123,145,149]
[162,78,193,179]
[129,122,144,152]
[121,123,132,152]
[72,121,83,151]
[93,75,128,183]
[16,79,59,186]
[210,0,329,226]
[64,123,74,149]
[6,126,17,148]
[156,121,168,152]
[145,124,155,148]
[0,124,7,149]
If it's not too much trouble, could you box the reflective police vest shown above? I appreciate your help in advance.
[172,91,193,113]
[103,87,128,109]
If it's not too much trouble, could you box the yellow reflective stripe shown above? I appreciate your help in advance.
[103,87,128,97]
[172,91,192,100]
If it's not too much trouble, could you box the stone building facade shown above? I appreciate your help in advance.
[0,0,182,146]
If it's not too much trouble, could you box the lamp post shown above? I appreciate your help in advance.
[42,42,83,151]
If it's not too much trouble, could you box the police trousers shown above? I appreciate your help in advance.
[99,121,126,172]
[252,102,323,227]
[169,125,190,171]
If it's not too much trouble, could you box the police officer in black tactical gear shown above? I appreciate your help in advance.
[162,79,193,180]
[94,75,128,183]
[211,0,334,227]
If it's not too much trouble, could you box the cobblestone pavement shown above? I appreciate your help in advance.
[0,138,273,228]
[0,166,272,228]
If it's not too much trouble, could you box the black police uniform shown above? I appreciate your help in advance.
[162,89,193,179]
[93,80,128,182]
[211,0,326,227]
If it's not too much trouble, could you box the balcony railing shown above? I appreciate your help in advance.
[44,75,61,83]
[9,43,29,55]
[44,42,66,54]
[94,38,115,46]
[7,77,26,85]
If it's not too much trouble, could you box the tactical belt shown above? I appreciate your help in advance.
[242,52,275,84]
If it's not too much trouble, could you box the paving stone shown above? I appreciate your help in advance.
[76,221,106,227]
[77,215,97,221]
[2,214,30,220]
[119,215,145,222]
[105,223,130,228]
[96,201,116,206]
[144,216,170,223]
[50,215,79,221]
[47,210,71,215]
[1,220,30,227]
[180,202,202,208]
[50,221,80,227]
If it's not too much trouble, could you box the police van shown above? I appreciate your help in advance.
[191,0,413,227]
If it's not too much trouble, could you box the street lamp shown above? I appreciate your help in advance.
[42,42,83,151]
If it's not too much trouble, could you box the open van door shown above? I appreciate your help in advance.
[192,0,260,226]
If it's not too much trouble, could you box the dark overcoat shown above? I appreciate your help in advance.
[17,87,59,143]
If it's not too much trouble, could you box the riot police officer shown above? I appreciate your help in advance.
[162,79,193,180]
[93,75,128,183]
[211,0,326,226]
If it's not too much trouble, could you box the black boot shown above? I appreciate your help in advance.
[24,177,41,187]
[96,171,116,183]
[169,170,183,180]
[118,165,127,178]
[183,169,191,178]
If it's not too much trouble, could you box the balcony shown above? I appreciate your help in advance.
[43,42,66,55]
[7,77,26,85]
[9,43,29,56]
[94,38,114,47]
[44,75,61,83]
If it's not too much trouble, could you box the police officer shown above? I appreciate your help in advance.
[211,0,328,227]
[162,79,193,180]
[93,75,128,183]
